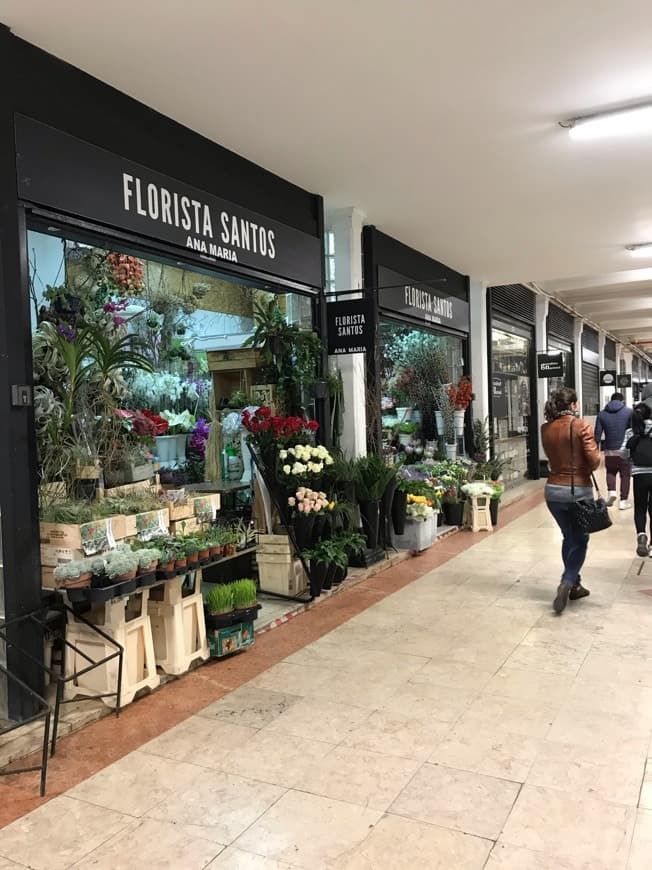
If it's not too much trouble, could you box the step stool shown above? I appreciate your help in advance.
[465,495,493,533]
[148,571,209,675]
[64,589,160,708]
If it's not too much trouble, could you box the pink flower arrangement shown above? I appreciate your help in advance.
[287,487,331,516]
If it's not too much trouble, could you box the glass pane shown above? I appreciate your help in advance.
[492,327,531,486]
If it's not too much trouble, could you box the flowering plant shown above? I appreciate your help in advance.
[487,480,505,501]
[242,406,319,462]
[387,365,414,406]
[287,488,333,516]
[406,501,435,520]
[141,409,169,436]
[161,409,195,434]
[279,444,334,479]
[446,376,473,411]
[461,481,495,498]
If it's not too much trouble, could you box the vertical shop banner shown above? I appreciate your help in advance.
[326,299,373,355]
[15,115,322,287]
[492,374,509,417]
[536,352,564,378]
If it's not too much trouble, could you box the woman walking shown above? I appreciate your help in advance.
[620,403,652,556]
[542,388,601,614]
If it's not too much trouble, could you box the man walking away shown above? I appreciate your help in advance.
[594,392,632,509]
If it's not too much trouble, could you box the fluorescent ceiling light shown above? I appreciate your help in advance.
[561,102,652,140]
[626,243,652,258]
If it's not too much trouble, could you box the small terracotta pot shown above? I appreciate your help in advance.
[224,544,236,556]
[210,546,223,558]
[111,569,137,583]
[138,560,158,574]
[161,560,175,573]
[175,558,187,569]
[198,548,210,560]
[63,571,92,589]
[187,551,199,564]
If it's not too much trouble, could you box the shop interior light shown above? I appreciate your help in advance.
[626,243,652,258]
[560,102,652,140]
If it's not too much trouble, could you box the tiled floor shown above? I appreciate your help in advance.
[2,492,652,868]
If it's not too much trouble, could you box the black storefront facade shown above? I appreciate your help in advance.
[361,227,470,453]
[581,326,600,417]
[488,284,539,486]
[546,302,575,394]
[0,26,325,711]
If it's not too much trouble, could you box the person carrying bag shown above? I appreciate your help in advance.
[541,388,602,614]
[621,403,652,556]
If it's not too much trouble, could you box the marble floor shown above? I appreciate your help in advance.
[2,495,652,868]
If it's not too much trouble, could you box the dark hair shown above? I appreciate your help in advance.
[544,388,578,422]
[632,402,651,435]
[611,392,624,401]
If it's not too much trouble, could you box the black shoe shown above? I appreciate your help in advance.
[569,583,590,600]
[553,583,571,614]
[637,533,649,557]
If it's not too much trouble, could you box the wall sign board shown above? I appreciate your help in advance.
[537,352,564,379]
[15,115,322,287]
[617,374,632,389]
[600,370,617,387]
[377,266,469,333]
[326,299,373,355]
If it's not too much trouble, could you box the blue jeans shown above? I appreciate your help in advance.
[546,500,589,587]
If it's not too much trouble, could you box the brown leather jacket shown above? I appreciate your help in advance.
[541,414,600,487]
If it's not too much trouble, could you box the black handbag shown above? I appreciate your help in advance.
[570,419,612,534]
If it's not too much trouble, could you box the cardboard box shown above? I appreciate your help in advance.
[40,545,85,568]
[169,516,202,536]
[207,348,261,373]
[208,621,255,657]
[124,508,169,540]
[193,494,220,520]
[257,553,308,596]
[39,515,126,554]
[41,566,56,589]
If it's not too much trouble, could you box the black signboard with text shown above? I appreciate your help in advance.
[600,370,617,388]
[537,352,564,379]
[15,115,322,288]
[377,266,469,333]
[327,299,373,355]
[492,375,508,417]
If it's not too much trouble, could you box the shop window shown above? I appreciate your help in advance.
[491,325,532,486]
[379,320,464,457]
[581,362,600,417]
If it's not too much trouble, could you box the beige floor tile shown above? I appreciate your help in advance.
[249,663,337,696]
[141,716,259,768]
[578,651,652,688]
[70,818,223,868]
[528,739,647,807]
[235,790,382,868]
[628,809,652,870]
[342,708,451,760]
[638,758,652,809]
[220,728,334,788]
[455,693,559,739]
[207,847,293,869]
[265,698,371,743]
[547,702,650,750]
[0,796,130,870]
[146,772,285,845]
[66,750,201,816]
[430,723,542,782]
[198,686,302,729]
[445,638,516,671]
[380,680,478,723]
[410,658,496,692]
[486,842,588,869]
[332,813,492,869]
[500,785,635,870]
[504,639,588,676]
[307,672,399,708]
[389,762,520,840]
[485,666,574,704]
[295,745,421,811]
[0,861,23,870]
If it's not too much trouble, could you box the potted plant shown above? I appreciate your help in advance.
[488,480,505,525]
[171,539,187,572]
[332,530,366,582]
[354,456,396,550]
[196,533,211,562]
[223,528,238,557]
[301,542,330,598]
[287,488,328,550]
[182,536,201,566]
[435,385,457,459]
[53,557,93,589]
[105,549,139,583]
[231,578,259,621]
[396,421,418,446]
[205,583,234,629]
[447,376,473,437]
[207,527,225,559]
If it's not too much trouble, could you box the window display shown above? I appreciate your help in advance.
[491,324,532,486]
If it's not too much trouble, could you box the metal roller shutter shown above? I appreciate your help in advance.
[582,362,600,417]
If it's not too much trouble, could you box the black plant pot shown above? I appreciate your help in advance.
[310,560,327,597]
[381,477,398,550]
[311,514,327,545]
[292,516,315,552]
[489,499,500,526]
[392,490,408,536]
[443,501,464,526]
[322,562,336,591]
[359,500,381,550]
[436,511,444,527]
[332,564,346,585]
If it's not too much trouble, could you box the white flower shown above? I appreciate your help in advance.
[325,456,334,466]
[288,496,296,506]
[313,463,323,473]
[279,449,288,460]
[283,464,291,475]
[292,462,307,475]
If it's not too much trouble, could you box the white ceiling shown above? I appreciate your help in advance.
[3,0,652,340]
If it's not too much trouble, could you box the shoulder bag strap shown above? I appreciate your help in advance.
[569,417,575,498]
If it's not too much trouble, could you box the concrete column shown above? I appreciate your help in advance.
[535,294,549,458]
[469,279,489,428]
[326,206,367,457]
[598,331,609,410]
[573,317,584,413]
[621,349,634,407]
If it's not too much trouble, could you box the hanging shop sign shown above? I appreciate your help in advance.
[377,266,469,333]
[15,115,322,287]
[536,352,564,379]
[492,375,508,418]
[617,374,632,388]
[600,370,617,387]
[326,299,373,355]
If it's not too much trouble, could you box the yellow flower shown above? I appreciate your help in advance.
[328,501,335,510]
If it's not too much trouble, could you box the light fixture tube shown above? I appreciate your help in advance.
[626,243,652,258]
[561,102,652,140]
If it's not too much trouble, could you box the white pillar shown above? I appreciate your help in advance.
[535,294,549,458]
[469,279,489,428]
[573,317,584,413]
[598,331,608,411]
[326,206,367,457]
[621,349,634,407]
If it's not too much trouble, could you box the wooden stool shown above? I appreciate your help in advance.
[64,590,160,708]
[465,495,493,533]
[148,571,209,675]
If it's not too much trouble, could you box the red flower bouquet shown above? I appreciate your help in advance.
[242,406,319,467]
[446,376,473,411]
[141,409,170,435]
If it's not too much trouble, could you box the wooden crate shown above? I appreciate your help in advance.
[40,545,85,568]
[39,515,127,553]
[257,533,292,555]
[124,508,170,539]
[257,553,307,596]
[169,516,202,536]
[207,348,261,373]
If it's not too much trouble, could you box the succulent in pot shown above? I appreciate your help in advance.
[182,536,201,563]
[135,547,161,574]
[104,549,139,583]
[53,557,93,589]
[205,583,234,616]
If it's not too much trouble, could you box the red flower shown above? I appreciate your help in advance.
[141,409,169,435]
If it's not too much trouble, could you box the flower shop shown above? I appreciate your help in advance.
[0,25,327,739]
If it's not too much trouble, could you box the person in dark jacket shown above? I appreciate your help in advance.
[594,392,632,509]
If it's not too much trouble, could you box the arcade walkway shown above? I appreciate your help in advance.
[0,492,651,869]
